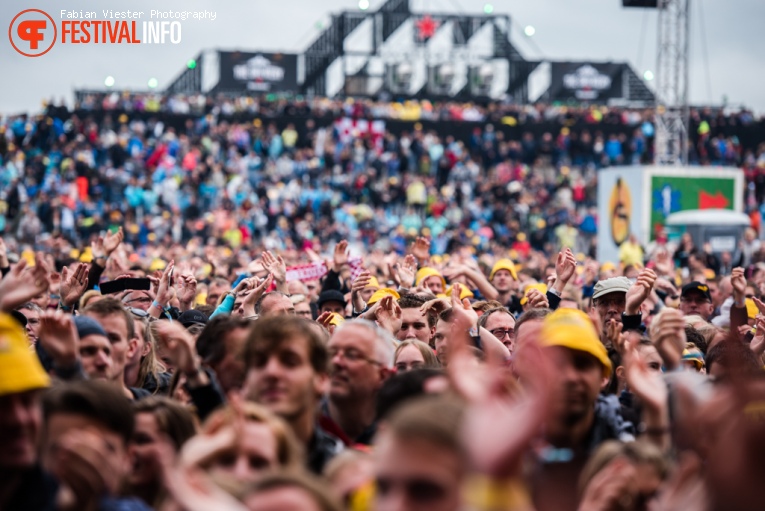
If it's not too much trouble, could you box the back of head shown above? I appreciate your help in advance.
[383,394,464,458]
[245,315,328,374]
[706,339,762,379]
[43,380,134,444]
[376,368,445,421]
[196,315,252,365]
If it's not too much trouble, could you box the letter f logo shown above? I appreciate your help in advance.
[18,20,46,49]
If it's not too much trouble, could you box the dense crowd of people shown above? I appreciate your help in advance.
[1,225,765,511]
[3,94,765,264]
[1,93,765,511]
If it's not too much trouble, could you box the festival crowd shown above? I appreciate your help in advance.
[1,95,765,511]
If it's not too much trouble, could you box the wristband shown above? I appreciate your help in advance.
[151,300,165,310]
[58,302,72,312]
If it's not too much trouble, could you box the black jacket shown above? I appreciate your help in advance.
[307,424,345,474]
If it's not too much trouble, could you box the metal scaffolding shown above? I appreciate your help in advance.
[654,0,690,165]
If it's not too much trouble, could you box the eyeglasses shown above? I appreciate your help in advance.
[328,347,381,366]
[594,297,626,308]
[129,308,149,317]
[489,328,514,339]
[124,296,152,305]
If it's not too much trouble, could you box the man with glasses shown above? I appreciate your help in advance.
[122,289,154,311]
[324,319,396,445]
[591,270,656,337]
[16,302,43,344]
[678,281,715,320]
[477,306,516,353]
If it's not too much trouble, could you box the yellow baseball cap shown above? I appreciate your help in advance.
[328,312,345,326]
[0,313,50,396]
[490,259,518,281]
[446,284,474,300]
[520,283,548,305]
[365,276,380,290]
[746,298,758,320]
[367,288,401,306]
[541,309,611,378]
[415,267,446,290]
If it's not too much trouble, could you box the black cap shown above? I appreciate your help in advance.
[178,309,208,328]
[681,282,712,302]
[317,290,347,308]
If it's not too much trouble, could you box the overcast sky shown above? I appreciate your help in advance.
[1,0,763,115]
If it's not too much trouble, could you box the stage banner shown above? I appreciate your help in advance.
[548,62,624,102]
[217,51,298,93]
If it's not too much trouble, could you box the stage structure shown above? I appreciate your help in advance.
[623,0,691,165]
[165,0,537,102]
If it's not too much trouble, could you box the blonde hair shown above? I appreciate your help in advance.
[202,402,304,470]
[135,318,167,393]
[394,339,440,369]
[579,440,669,496]
[79,289,103,310]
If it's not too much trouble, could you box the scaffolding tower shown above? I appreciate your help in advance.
[654,0,690,165]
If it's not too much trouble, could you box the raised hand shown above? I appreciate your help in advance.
[625,268,657,315]
[525,288,549,309]
[751,316,765,358]
[154,260,175,309]
[375,295,402,334]
[731,267,746,304]
[578,458,638,511]
[60,263,89,308]
[654,249,674,276]
[624,346,668,419]
[0,255,50,312]
[241,274,273,317]
[154,320,207,384]
[653,277,679,297]
[51,429,125,511]
[604,319,624,352]
[552,248,577,292]
[261,251,287,290]
[390,254,417,289]
[0,237,8,268]
[420,297,451,317]
[316,311,335,332]
[649,308,686,371]
[411,236,431,262]
[351,271,373,313]
[451,328,553,477]
[102,227,124,255]
[38,310,79,367]
[176,274,198,311]
[450,283,478,332]
[333,240,349,272]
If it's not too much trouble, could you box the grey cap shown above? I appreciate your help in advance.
[592,277,632,300]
